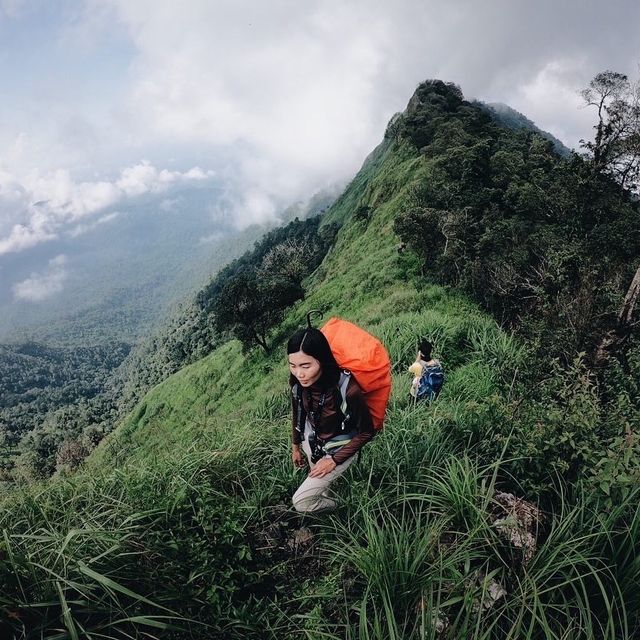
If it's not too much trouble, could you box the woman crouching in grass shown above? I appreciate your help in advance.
[287,327,374,513]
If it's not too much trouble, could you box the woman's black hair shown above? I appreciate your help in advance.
[418,338,433,360]
[287,327,341,389]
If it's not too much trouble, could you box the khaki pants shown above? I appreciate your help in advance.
[292,422,356,513]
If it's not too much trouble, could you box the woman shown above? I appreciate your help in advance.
[288,327,374,513]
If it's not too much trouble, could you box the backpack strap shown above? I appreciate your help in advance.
[337,370,365,464]
[338,370,351,433]
[293,373,352,442]
[292,383,305,437]
[338,371,350,412]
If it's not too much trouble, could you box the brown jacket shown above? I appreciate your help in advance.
[291,376,374,465]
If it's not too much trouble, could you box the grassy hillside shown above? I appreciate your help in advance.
[1,83,639,639]
[87,135,473,468]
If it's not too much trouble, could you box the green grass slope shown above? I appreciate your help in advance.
[2,126,638,639]
[88,137,482,467]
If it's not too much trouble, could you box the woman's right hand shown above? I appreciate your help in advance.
[292,446,306,469]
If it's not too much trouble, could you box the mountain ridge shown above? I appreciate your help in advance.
[2,79,639,638]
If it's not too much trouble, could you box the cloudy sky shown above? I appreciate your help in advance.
[1,0,639,260]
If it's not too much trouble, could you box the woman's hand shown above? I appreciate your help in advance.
[309,457,336,478]
[292,446,306,469]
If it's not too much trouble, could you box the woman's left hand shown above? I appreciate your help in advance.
[309,457,336,478]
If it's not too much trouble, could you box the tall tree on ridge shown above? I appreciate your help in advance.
[582,70,640,364]
[580,70,640,192]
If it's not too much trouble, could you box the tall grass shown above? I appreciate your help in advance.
[296,454,639,639]
[0,479,188,638]
[5,292,637,638]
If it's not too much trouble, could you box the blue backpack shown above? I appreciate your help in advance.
[416,362,444,401]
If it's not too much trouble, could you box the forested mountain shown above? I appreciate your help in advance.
[0,186,226,344]
[480,102,570,156]
[1,78,639,639]
[0,193,337,481]
[392,81,639,363]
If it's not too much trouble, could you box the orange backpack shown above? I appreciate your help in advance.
[320,317,392,430]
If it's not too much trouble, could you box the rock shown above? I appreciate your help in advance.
[286,527,315,554]
[491,491,543,565]
[478,575,508,612]
[464,570,508,613]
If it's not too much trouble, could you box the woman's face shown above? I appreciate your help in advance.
[288,350,322,387]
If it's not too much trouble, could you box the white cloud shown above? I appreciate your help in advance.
[26,169,121,220]
[68,210,121,237]
[12,255,69,302]
[0,161,214,255]
[0,220,57,255]
[503,58,596,151]
[91,0,640,227]
[2,0,640,246]
[183,167,209,180]
[113,1,394,217]
[115,160,214,197]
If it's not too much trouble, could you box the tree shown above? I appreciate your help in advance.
[213,268,302,353]
[393,207,447,274]
[213,270,269,352]
[580,70,640,191]
[207,216,338,353]
[581,71,640,364]
[257,239,309,289]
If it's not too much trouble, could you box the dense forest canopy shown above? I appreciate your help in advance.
[0,342,129,478]
[392,79,640,365]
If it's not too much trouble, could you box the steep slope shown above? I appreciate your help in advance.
[0,190,339,483]
[2,80,639,640]
[87,124,480,469]
[87,132,478,468]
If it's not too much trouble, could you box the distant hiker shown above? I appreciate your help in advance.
[288,327,376,513]
[409,338,444,402]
